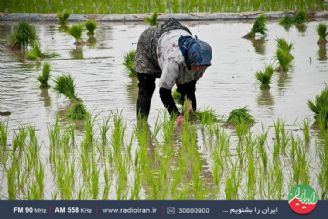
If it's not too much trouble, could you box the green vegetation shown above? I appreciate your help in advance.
[308,86,328,129]
[172,88,181,103]
[57,12,70,25]
[123,50,136,77]
[279,15,294,29]
[85,20,97,35]
[226,107,255,127]
[275,39,294,72]
[192,109,220,125]
[8,21,37,50]
[1,1,326,13]
[294,11,308,25]
[26,41,42,60]
[38,62,51,88]
[144,12,159,26]
[54,74,77,100]
[68,24,84,44]
[255,65,274,89]
[317,23,327,45]
[243,15,267,39]
[67,101,88,120]
[279,11,308,29]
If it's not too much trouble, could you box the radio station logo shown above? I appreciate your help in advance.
[288,184,318,215]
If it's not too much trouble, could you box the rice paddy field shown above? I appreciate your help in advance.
[0,0,327,14]
[0,17,328,200]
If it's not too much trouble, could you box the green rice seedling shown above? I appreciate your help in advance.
[100,116,110,146]
[303,119,310,145]
[111,112,125,155]
[9,21,37,50]
[123,50,136,77]
[226,107,255,128]
[26,41,42,60]
[318,124,328,199]
[7,161,18,199]
[116,160,128,200]
[243,15,267,39]
[38,62,51,88]
[54,73,77,100]
[247,154,256,199]
[67,101,88,120]
[85,19,97,35]
[308,86,328,129]
[144,12,159,26]
[279,15,294,29]
[291,140,309,185]
[91,161,99,199]
[192,108,220,125]
[294,11,308,25]
[57,12,70,25]
[102,166,111,199]
[255,65,274,89]
[257,131,268,170]
[276,38,293,53]
[275,48,294,72]
[224,163,240,200]
[172,88,181,103]
[68,24,84,44]
[317,23,327,45]
[0,121,8,164]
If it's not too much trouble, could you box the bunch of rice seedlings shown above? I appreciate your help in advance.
[67,101,88,120]
[192,109,220,124]
[123,50,136,77]
[226,107,255,127]
[172,88,181,103]
[54,74,77,100]
[9,21,37,50]
[294,11,308,25]
[279,15,294,29]
[276,38,293,53]
[38,62,51,88]
[68,24,84,44]
[26,41,42,60]
[85,20,97,36]
[243,15,267,39]
[317,23,327,45]
[144,12,159,26]
[308,86,328,129]
[275,38,294,72]
[255,65,274,90]
[57,12,70,25]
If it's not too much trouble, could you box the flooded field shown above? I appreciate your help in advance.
[0,19,328,200]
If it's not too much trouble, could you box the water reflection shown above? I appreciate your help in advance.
[318,44,327,61]
[126,76,138,105]
[39,88,51,107]
[87,36,97,48]
[277,71,292,92]
[296,24,307,34]
[257,89,274,106]
[70,47,84,59]
[58,24,69,32]
[251,38,266,55]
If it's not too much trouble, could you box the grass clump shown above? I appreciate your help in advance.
[317,23,327,45]
[192,109,220,125]
[9,21,37,50]
[57,12,70,25]
[294,11,308,25]
[67,101,88,120]
[144,12,159,26]
[276,38,293,53]
[123,50,136,77]
[279,15,294,29]
[255,65,274,90]
[54,74,77,100]
[275,39,294,72]
[38,62,51,89]
[68,24,84,44]
[226,107,255,127]
[308,86,328,129]
[85,20,97,35]
[243,15,267,39]
[26,41,42,60]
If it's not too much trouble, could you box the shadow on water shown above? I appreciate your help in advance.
[257,89,274,106]
[39,88,51,107]
[251,38,266,55]
[70,47,84,59]
[318,44,327,61]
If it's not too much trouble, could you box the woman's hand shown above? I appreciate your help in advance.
[176,115,184,125]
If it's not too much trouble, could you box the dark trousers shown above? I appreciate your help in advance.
[136,73,156,119]
[176,80,197,111]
